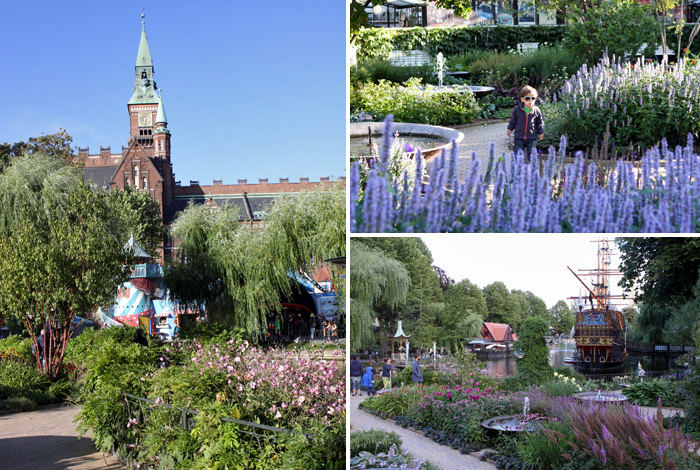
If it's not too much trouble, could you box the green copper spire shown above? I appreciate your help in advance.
[135,16,153,67]
[128,12,158,105]
[156,91,167,124]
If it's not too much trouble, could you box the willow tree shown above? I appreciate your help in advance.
[166,184,345,338]
[350,240,410,351]
[0,154,130,379]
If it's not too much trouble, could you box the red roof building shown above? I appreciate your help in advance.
[481,322,518,343]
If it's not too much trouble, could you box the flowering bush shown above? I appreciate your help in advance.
[165,337,345,429]
[350,78,480,126]
[352,116,700,233]
[546,57,700,152]
[73,328,345,468]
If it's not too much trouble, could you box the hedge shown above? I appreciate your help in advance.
[355,25,568,60]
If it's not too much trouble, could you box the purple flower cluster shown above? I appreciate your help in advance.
[351,116,700,233]
[557,56,700,149]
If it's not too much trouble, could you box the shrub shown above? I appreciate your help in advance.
[355,25,567,60]
[516,317,552,385]
[468,47,585,97]
[351,58,435,86]
[550,57,700,152]
[394,363,440,386]
[0,334,33,361]
[360,386,432,418]
[350,78,480,126]
[351,116,700,233]
[624,379,686,407]
[517,421,577,470]
[350,430,402,457]
[351,444,429,470]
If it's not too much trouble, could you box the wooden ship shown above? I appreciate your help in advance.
[568,240,628,373]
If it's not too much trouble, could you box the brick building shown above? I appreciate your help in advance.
[81,17,339,258]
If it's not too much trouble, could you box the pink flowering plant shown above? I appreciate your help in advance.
[148,337,345,430]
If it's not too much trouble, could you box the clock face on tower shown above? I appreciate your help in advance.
[138,113,152,127]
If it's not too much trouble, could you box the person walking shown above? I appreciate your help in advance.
[309,319,315,341]
[412,352,423,385]
[350,355,364,396]
[361,366,376,396]
[382,357,392,390]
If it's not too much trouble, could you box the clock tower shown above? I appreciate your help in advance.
[128,14,159,152]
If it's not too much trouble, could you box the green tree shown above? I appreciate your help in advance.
[562,0,658,63]
[107,187,164,257]
[548,300,574,334]
[350,240,410,351]
[357,237,442,342]
[0,154,130,379]
[166,185,345,338]
[443,279,488,319]
[484,281,522,330]
[516,316,553,384]
[0,129,76,173]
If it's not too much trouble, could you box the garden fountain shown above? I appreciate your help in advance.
[349,122,464,161]
[574,390,628,404]
[431,51,494,98]
[481,396,551,434]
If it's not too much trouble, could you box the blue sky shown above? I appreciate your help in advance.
[0,1,346,183]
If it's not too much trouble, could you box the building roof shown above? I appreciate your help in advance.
[394,320,410,338]
[83,166,118,190]
[156,93,167,124]
[124,233,153,260]
[483,322,518,342]
[136,19,153,67]
[163,193,277,224]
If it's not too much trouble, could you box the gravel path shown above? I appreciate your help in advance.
[349,393,497,470]
[450,121,511,181]
[0,404,123,470]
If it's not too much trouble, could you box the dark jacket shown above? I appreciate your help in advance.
[382,363,392,378]
[412,359,423,383]
[507,104,544,141]
[350,359,364,377]
[361,367,374,388]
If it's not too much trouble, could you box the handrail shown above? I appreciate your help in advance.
[122,392,313,438]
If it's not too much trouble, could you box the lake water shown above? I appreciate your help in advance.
[478,341,681,378]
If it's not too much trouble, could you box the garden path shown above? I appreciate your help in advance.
[449,120,511,182]
[350,393,497,470]
[0,404,123,470]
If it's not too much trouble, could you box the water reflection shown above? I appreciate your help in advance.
[476,341,680,378]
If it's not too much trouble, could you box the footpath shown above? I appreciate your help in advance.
[0,404,123,470]
[349,393,497,470]
[450,121,511,181]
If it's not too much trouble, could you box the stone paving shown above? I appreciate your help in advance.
[0,404,123,470]
[349,393,497,470]
[450,121,511,181]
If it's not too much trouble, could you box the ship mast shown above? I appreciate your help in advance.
[568,239,625,309]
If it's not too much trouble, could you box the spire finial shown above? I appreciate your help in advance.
[141,8,145,29]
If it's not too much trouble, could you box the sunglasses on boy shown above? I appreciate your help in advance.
[523,96,537,101]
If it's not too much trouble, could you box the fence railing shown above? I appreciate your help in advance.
[119,392,311,467]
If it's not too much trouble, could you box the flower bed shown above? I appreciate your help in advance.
[71,327,344,469]
[546,57,700,152]
[352,116,700,233]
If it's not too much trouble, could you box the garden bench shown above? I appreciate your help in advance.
[517,42,539,53]
[636,43,675,57]
[388,49,431,66]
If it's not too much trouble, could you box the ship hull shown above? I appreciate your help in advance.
[573,307,628,374]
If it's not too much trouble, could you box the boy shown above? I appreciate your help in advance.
[361,366,376,396]
[506,85,544,160]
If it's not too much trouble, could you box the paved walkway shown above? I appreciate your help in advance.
[0,404,123,470]
[349,393,496,470]
[450,121,511,181]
